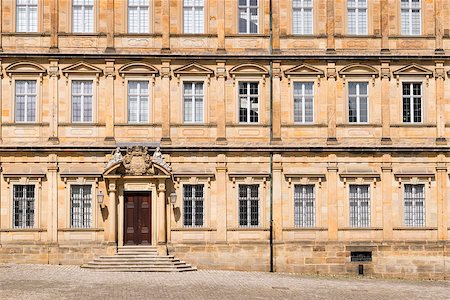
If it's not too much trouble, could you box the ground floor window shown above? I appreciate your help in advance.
[183,184,204,227]
[13,185,35,228]
[239,184,259,227]
[294,184,315,227]
[70,185,92,228]
[349,184,370,228]
[404,184,425,227]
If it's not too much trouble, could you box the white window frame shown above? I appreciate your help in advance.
[183,81,204,123]
[403,183,425,227]
[69,184,93,229]
[71,80,94,123]
[238,0,259,34]
[292,0,313,35]
[183,0,205,34]
[347,0,368,35]
[401,0,421,36]
[182,184,205,227]
[72,0,95,33]
[238,81,260,124]
[14,80,37,123]
[128,80,150,123]
[294,184,315,228]
[16,0,38,33]
[293,81,314,124]
[402,82,423,124]
[128,0,150,34]
[238,184,260,227]
[348,81,369,124]
[349,184,371,228]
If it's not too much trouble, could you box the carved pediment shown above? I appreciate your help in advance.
[173,63,214,77]
[339,64,379,77]
[229,63,268,77]
[118,62,159,77]
[393,64,433,76]
[5,61,46,76]
[62,61,103,76]
[284,64,325,77]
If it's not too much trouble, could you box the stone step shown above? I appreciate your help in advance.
[113,254,173,258]
[96,256,178,261]
[86,262,189,267]
[82,266,197,272]
[117,250,158,253]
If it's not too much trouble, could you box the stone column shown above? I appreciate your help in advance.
[272,61,282,142]
[215,154,227,241]
[436,156,447,240]
[380,0,389,52]
[49,0,58,51]
[160,60,171,144]
[435,0,444,53]
[105,0,115,52]
[216,0,225,52]
[326,0,335,52]
[216,60,227,144]
[272,154,283,241]
[381,157,393,240]
[108,181,117,243]
[157,180,167,244]
[381,61,391,143]
[435,61,446,144]
[161,0,170,52]
[271,0,280,53]
[47,158,58,243]
[326,62,337,143]
[48,59,59,144]
[104,59,115,143]
[327,158,338,240]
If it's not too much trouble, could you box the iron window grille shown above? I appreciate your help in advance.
[349,184,370,228]
[347,0,368,35]
[348,82,368,123]
[239,82,259,123]
[128,81,149,123]
[404,184,425,227]
[293,82,314,123]
[402,82,422,123]
[401,0,421,36]
[239,184,259,227]
[16,0,38,33]
[292,0,313,35]
[13,185,35,228]
[294,184,315,227]
[183,82,204,123]
[15,80,37,123]
[183,0,204,34]
[238,0,258,34]
[128,0,149,34]
[183,184,204,227]
[70,185,92,228]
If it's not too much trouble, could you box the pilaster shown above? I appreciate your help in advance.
[272,153,283,241]
[381,155,393,240]
[271,61,282,142]
[48,59,59,144]
[216,0,225,52]
[105,0,115,53]
[435,0,444,53]
[157,180,167,244]
[47,156,58,244]
[271,0,280,53]
[161,0,170,52]
[380,0,389,52]
[436,156,447,240]
[326,0,335,52]
[104,59,116,143]
[327,157,338,240]
[381,61,391,143]
[326,62,337,143]
[216,60,227,144]
[435,61,446,144]
[49,0,58,52]
[161,60,171,144]
[107,181,117,243]
[215,154,227,242]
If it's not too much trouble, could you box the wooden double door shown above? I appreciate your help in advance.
[124,192,152,245]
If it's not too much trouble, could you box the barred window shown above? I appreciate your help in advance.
[239,184,259,227]
[292,0,313,35]
[16,0,38,32]
[348,82,368,123]
[183,185,204,227]
[293,82,314,123]
[239,82,259,123]
[404,184,425,227]
[294,185,315,227]
[183,82,204,123]
[15,80,37,123]
[184,0,204,34]
[238,0,258,34]
[402,82,422,123]
[72,80,93,123]
[70,185,92,228]
[401,0,421,35]
[72,0,94,33]
[128,81,149,123]
[347,0,367,35]
[13,185,35,228]
[349,185,370,228]
[128,0,149,34]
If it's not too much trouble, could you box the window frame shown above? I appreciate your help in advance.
[403,183,426,227]
[71,79,94,123]
[400,0,422,36]
[402,81,423,124]
[292,0,314,35]
[238,0,259,34]
[182,81,205,124]
[127,80,150,124]
[293,81,314,124]
[12,184,36,229]
[183,0,205,34]
[14,79,38,123]
[16,0,39,33]
[238,184,260,228]
[182,184,205,227]
[72,0,95,33]
[69,184,93,229]
[294,184,316,228]
[347,81,369,124]
[347,0,368,35]
[127,0,150,34]
[348,184,371,228]
[238,81,260,124]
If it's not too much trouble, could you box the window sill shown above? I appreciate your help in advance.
[2,122,49,127]
[393,227,437,231]
[283,227,328,231]
[59,123,105,127]
[391,124,436,128]
[171,227,216,231]
[389,35,435,39]
[115,123,161,127]
[170,34,218,38]
[58,228,104,232]
[0,228,45,232]
[3,32,50,37]
[227,123,269,127]
[337,123,382,128]
[225,34,269,38]
[58,32,106,37]
[282,123,327,128]
[338,227,383,231]
[114,33,162,38]
[227,227,269,231]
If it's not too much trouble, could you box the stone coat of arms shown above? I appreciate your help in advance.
[122,146,154,176]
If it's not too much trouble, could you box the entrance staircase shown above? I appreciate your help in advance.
[82,246,197,272]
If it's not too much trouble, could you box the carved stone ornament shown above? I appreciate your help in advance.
[105,147,123,169]
[123,146,154,176]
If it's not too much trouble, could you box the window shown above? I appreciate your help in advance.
[183,82,204,123]
[72,80,93,123]
[238,0,258,34]
[402,82,422,123]
[348,82,368,123]
[13,185,35,228]
[183,184,204,227]
[128,81,149,123]
[292,0,313,35]
[404,184,425,227]
[349,185,370,228]
[294,185,315,227]
[16,0,38,32]
[239,184,259,227]
[347,0,367,35]
[15,80,36,123]
[294,82,314,123]
[72,0,94,33]
[128,0,149,33]
[183,0,204,34]
[70,185,92,228]
[401,0,421,35]
[239,82,259,123]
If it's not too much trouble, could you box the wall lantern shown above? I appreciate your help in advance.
[169,192,177,205]
[97,190,105,207]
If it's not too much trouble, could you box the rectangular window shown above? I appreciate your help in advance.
[70,185,92,228]
[293,82,314,123]
[239,184,259,227]
[183,82,204,123]
[13,185,35,228]
[292,0,313,35]
[183,184,204,227]
[401,0,421,35]
[294,185,315,227]
[72,0,94,33]
[16,0,38,32]
[128,81,149,123]
[404,184,425,227]
[402,82,422,123]
[239,82,259,123]
[72,80,93,123]
[238,0,258,34]
[183,0,204,34]
[347,0,367,35]
[128,0,149,33]
[15,80,36,123]
[349,185,370,228]
[348,82,368,123]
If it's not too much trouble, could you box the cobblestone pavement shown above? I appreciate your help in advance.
[0,264,449,300]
